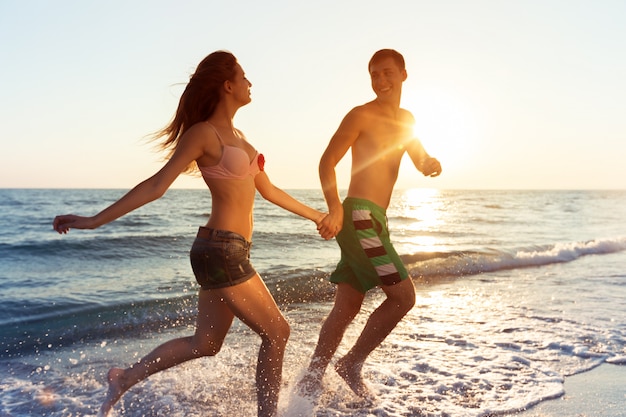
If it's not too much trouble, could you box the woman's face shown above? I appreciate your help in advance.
[229,64,252,105]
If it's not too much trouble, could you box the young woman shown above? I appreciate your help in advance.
[53,50,325,417]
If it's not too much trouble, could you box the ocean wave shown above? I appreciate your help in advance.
[0,268,335,357]
[2,230,322,260]
[406,236,626,279]
[0,295,198,357]
[3,236,625,357]
[0,234,192,260]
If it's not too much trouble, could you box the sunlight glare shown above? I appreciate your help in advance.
[401,86,478,174]
[393,188,446,253]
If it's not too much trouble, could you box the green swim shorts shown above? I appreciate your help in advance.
[329,197,409,293]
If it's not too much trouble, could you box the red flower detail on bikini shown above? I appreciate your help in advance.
[258,153,265,171]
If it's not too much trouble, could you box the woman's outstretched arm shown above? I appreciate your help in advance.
[53,128,207,234]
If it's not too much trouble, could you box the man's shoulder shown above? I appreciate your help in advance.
[399,107,415,122]
[350,102,413,115]
[346,103,415,126]
[346,102,377,119]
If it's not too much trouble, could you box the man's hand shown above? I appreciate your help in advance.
[317,207,344,240]
[422,157,442,177]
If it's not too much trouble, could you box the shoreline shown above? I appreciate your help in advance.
[508,363,626,417]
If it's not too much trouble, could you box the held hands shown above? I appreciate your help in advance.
[422,157,442,178]
[53,214,96,234]
[316,208,343,240]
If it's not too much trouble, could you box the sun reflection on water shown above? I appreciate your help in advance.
[392,188,447,253]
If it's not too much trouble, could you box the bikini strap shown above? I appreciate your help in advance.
[205,122,225,145]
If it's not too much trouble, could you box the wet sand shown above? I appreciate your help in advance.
[508,364,626,417]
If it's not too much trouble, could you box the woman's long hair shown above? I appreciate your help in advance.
[153,51,238,173]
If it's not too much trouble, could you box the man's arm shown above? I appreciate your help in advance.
[406,138,442,177]
[318,108,362,239]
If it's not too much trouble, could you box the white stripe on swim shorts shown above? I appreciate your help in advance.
[375,263,399,277]
[352,209,371,221]
[360,236,383,249]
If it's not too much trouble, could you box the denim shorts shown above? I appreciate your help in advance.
[190,227,256,290]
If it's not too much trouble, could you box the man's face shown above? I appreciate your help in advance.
[369,57,407,100]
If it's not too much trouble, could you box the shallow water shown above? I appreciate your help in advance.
[1,189,625,416]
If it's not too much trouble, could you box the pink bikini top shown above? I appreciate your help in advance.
[198,124,265,180]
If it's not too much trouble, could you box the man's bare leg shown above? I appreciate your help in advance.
[335,278,416,399]
[297,283,364,396]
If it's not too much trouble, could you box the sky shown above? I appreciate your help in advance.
[1,0,625,190]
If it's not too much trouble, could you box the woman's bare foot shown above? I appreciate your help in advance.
[98,368,128,416]
[334,357,374,401]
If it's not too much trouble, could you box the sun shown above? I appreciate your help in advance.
[401,86,478,177]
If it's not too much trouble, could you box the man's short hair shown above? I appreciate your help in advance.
[369,49,405,72]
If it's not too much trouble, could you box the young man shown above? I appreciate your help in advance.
[302,49,442,400]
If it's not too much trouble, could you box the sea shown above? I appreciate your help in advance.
[1,188,625,417]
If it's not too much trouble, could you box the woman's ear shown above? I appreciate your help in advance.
[223,80,233,93]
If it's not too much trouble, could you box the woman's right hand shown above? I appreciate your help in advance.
[53,214,96,234]
[317,208,343,240]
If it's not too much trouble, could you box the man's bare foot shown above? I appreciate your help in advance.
[334,357,374,401]
[98,368,128,417]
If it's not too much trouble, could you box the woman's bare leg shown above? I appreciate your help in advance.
[101,274,288,417]
[218,274,290,417]
[100,289,235,416]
